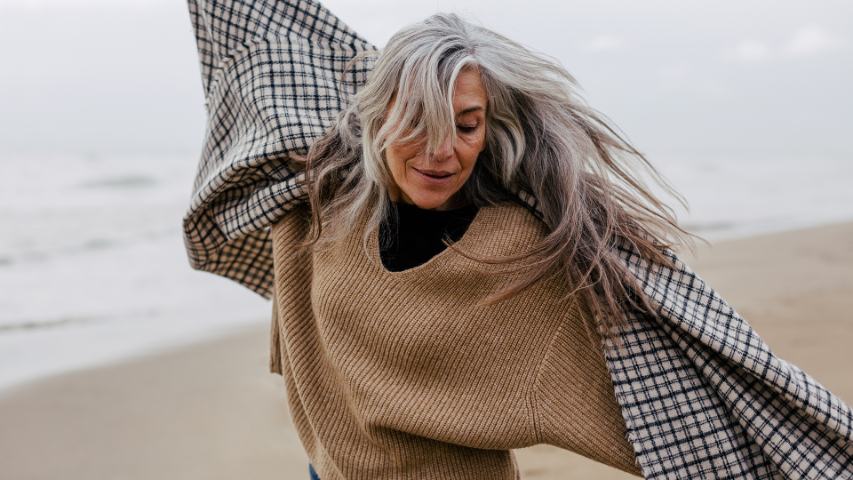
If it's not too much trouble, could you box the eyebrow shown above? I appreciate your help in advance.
[455,106,484,116]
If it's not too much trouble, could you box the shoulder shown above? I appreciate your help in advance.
[485,199,549,236]
[498,199,545,224]
[270,203,312,253]
[469,200,550,256]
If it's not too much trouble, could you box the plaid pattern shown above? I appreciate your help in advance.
[183,1,853,478]
[183,0,375,297]
[603,240,853,479]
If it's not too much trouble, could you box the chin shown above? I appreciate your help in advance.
[406,191,455,210]
[414,198,449,210]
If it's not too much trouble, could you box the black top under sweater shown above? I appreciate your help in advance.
[379,201,480,272]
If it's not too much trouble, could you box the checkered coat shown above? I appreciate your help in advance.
[183,1,853,478]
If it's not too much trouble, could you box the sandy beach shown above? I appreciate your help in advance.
[1,221,851,480]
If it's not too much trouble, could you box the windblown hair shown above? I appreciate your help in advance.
[291,12,706,347]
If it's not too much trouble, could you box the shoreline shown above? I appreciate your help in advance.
[0,217,849,396]
[2,219,851,479]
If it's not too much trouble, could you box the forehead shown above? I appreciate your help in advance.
[385,67,488,117]
[452,68,487,112]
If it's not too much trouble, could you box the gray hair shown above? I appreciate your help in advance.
[296,12,703,341]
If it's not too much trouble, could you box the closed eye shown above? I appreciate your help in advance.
[457,124,479,133]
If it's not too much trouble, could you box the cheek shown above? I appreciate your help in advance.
[459,135,486,169]
[387,140,423,170]
[386,146,407,174]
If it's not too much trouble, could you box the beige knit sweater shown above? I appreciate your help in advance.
[268,200,643,479]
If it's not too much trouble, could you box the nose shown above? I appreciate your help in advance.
[428,133,454,162]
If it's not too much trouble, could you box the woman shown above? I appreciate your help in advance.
[184,1,853,479]
[276,50,653,477]
[282,16,692,477]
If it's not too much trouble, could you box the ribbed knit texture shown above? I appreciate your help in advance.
[269,200,643,479]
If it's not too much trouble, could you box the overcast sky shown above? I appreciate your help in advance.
[0,0,850,158]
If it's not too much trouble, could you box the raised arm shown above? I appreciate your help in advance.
[182,0,377,299]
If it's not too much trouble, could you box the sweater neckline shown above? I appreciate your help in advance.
[390,200,479,217]
[366,202,494,277]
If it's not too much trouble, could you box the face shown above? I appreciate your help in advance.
[384,67,488,210]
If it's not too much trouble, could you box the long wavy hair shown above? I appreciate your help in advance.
[290,12,706,347]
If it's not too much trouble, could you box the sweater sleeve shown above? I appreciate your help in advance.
[268,204,313,375]
[532,298,643,477]
[269,289,283,375]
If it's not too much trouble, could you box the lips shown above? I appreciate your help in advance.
[414,168,454,178]
[412,167,456,185]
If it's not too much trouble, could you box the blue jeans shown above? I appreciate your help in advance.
[308,463,320,480]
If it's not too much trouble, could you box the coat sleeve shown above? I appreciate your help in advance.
[532,298,644,477]
[183,0,378,299]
